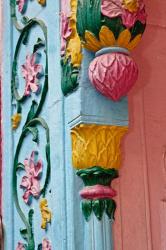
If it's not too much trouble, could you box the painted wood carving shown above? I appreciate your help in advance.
[10,0,52,249]
[77,0,147,101]
[61,0,82,95]
[62,0,147,221]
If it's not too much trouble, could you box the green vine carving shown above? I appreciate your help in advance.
[11,1,50,249]
[61,58,79,96]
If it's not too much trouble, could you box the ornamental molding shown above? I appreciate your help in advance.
[62,0,147,222]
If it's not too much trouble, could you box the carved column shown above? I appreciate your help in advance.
[61,0,147,225]
[71,124,128,220]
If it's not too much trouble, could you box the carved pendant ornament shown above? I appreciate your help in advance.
[61,0,147,221]
[77,0,147,101]
[10,0,52,249]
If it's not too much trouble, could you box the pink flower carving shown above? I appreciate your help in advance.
[20,151,42,204]
[16,0,27,13]
[21,53,43,96]
[42,239,52,250]
[101,0,147,28]
[61,13,72,56]
[16,242,25,250]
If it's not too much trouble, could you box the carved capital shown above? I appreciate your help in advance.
[71,124,128,170]
[71,124,128,220]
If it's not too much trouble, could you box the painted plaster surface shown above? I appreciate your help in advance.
[113,0,166,249]
[0,0,165,249]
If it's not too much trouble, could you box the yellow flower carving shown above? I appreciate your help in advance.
[40,199,52,229]
[65,0,83,67]
[83,26,142,52]
[11,113,21,130]
[122,0,139,12]
[37,0,46,6]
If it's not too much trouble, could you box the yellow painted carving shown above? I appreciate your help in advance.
[40,199,52,230]
[71,124,128,170]
[122,0,139,12]
[99,26,116,48]
[85,31,101,51]
[11,113,21,130]
[66,0,82,67]
[37,0,46,6]
[83,26,142,52]
[126,34,142,50]
[117,29,131,48]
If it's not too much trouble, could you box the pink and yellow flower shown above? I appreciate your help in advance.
[20,151,42,204]
[21,53,43,97]
[101,0,147,28]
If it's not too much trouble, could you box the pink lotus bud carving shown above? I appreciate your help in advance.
[89,52,138,101]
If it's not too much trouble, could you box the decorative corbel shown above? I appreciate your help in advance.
[61,0,147,221]
[77,0,147,101]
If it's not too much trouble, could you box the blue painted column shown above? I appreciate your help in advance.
[63,49,128,250]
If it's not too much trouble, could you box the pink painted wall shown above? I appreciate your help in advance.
[113,0,166,249]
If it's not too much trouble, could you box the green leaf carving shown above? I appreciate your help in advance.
[28,209,34,228]
[26,127,39,143]
[37,244,42,250]
[77,166,119,186]
[20,228,28,241]
[82,200,92,221]
[105,199,116,220]
[24,100,38,125]
[16,163,25,171]
[130,21,146,39]
[77,0,101,38]
[33,38,45,53]
[61,59,79,95]
[92,199,105,220]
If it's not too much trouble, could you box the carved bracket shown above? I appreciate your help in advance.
[62,0,147,221]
